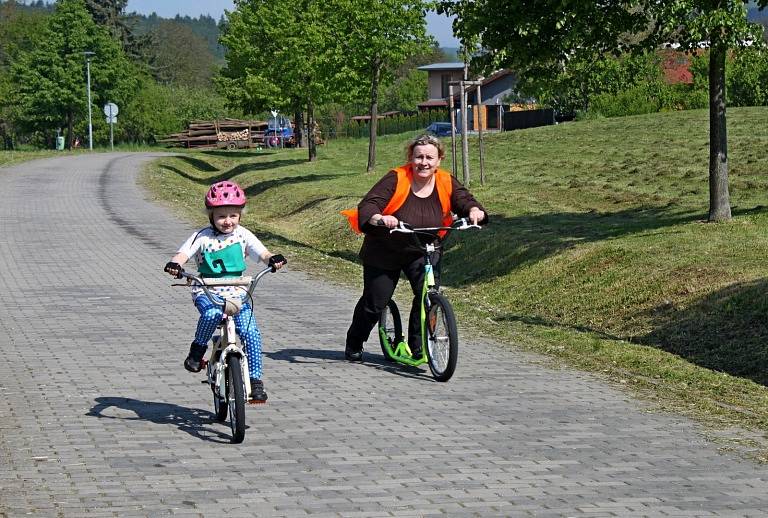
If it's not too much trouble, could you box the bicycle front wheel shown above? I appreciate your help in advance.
[378,299,402,361]
[211,363,228,423]
[226,355,246,443]
[426,292,458,382]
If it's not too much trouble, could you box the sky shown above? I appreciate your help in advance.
[124,0,459,47]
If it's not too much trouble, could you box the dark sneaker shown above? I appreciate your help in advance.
[184,342,207,373]
[344,347,363,362]
[249,378,268,403]
[410,347,423,360]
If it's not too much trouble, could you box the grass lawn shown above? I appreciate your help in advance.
[142,107,768,459]
[0,149,60,167]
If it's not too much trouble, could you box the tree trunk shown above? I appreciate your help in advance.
[367,56,382,173]
[294,109,305,148]
[707,43,731,222]
[307,97,317,162]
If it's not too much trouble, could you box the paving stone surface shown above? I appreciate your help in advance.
[1,153,767,517]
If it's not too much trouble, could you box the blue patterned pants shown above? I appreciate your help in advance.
[192,294,263,380]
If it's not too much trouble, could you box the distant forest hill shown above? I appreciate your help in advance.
[127,12,226,62]
[10,1,766,61]
[9,1,225,60]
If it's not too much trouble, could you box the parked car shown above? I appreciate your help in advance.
[263,115,295,148]
[425,122,455,137]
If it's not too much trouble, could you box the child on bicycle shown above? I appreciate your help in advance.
[163,180,286,403]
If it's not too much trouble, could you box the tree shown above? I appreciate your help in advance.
[83,0,150,61]
[440,0,768,222]
[84,0,126,31]
[0,1,49,146]
[121,81,237,143]
[11,0,138,147]
[341,0,434,172]
[219,0,357,161]
[148,20,217,87]
[380,67,428,112]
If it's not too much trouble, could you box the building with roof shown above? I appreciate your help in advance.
[416,62,520,131]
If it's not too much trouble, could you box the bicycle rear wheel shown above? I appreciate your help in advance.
[426,292,458,382]
[226,355,246,443]
[378,299,402,361]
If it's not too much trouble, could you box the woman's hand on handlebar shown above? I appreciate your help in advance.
[374,215,399,229]
[468,207,485,225]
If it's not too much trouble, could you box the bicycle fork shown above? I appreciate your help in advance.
[211,315,252,400]
[419,243,437,354]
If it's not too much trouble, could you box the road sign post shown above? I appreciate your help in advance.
[103,102,118,151]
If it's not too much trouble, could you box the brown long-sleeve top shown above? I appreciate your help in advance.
[356,168,488,270]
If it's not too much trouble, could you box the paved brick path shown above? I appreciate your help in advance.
[1,153,768,517]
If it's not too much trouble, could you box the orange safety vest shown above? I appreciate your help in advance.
[341,165,453,235]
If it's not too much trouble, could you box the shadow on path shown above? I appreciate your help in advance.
[86,396,231,443]
[266,348,435,381]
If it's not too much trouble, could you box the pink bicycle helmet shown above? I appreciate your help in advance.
[205,181,246,208]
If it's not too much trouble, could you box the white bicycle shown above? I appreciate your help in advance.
[175,266,275,443]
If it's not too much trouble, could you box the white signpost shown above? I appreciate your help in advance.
[269,109,282,148]
[104,102,118,150]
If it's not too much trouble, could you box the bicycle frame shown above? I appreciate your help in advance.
[379,218,478,367]
[179,267,274,400]
[208,312,251,402]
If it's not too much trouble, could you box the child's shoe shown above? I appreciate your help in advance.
[249,378,268,403]
[184,342,207,372]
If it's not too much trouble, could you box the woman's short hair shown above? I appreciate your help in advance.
[406,134,445,161]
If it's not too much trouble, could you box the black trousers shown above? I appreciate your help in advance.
[346,252,441,352]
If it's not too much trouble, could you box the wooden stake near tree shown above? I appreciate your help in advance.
[475,82,485,186]
[448,84,458,177]
[449,78,486,188]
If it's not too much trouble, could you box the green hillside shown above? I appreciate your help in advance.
[143,107,768,455]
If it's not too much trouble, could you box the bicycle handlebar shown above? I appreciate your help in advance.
[177,266,275,308]
[387,217,481,234]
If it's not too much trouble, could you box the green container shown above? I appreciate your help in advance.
[56,136,65,151]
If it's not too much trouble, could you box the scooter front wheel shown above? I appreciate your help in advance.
[426,292,458,382]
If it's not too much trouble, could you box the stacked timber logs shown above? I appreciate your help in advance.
[218,129,250,141]
[159,119,268,149]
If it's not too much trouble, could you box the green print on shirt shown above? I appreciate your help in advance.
[199,243,246,277]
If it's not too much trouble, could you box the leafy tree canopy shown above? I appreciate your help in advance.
[439,0,767,75]
[219,0,358,114]
[439,0,768,220]
[147,20,217,87]
[11,0,139,141]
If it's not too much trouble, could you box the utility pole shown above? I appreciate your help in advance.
[448,84,457,177]
[83,51,95,150]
